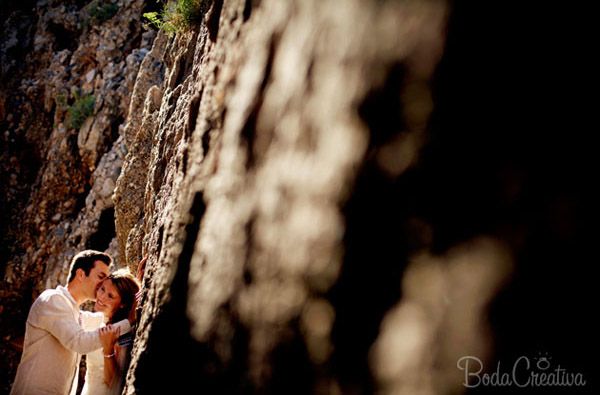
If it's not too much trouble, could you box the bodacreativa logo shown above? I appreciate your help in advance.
[457,353,587,388]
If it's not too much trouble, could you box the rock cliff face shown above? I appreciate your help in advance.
[2,0,596,394]
[1,0,152,390]
[111,1,460,393]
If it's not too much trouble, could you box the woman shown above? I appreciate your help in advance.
[81,269,141,395]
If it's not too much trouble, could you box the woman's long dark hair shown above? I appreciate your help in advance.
[107,269,140,324]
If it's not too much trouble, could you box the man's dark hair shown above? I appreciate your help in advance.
[67,250,113,282]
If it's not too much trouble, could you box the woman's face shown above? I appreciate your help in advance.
[94,279,122,319]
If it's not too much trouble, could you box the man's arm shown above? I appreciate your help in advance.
[80,311,132,344]
[111,319,131,336]
[28,294,131,354]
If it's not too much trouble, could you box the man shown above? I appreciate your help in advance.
[10,250,132,395]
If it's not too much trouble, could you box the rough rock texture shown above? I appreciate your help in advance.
[113,0,456,393]
[1,0,151,286]
[0,0,152,391]
[2,0,597,394]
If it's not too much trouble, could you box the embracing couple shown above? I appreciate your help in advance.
[10,250,145,395]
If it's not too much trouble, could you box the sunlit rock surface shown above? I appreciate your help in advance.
[114,0,451,393]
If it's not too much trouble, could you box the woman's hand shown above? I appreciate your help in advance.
[128,291,142,325]
[99,324,120,355]
[129,254,147,325]
[100,325,121,388]
[136,255,148,281]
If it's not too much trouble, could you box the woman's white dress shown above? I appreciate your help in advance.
[80,312,125,395]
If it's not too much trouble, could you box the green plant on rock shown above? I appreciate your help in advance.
[143,0,207,35]
[55,92,68,109]
[67,93,95,130]
[85,0,119,26]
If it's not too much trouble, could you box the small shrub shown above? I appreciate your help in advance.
[143,0,207,35]
[143,9,177,35]
[67,93,95,130]
[176,0,205,25]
